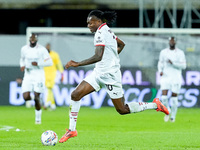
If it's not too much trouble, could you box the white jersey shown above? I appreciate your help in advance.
[158,47,186,84]
[20,44,53,79]
[94,23,120,74]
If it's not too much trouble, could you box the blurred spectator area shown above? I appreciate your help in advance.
[0,0,200,34]
[0,0,200,9]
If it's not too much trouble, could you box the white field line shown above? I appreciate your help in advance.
[0,125,15,131]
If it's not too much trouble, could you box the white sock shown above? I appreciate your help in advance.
[69,100,81,131]
[170,97,178,119]
[35,109,42,122]
[161,95,169,111]
[127,102,157,113]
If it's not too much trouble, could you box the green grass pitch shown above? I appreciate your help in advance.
[0,106,199,150]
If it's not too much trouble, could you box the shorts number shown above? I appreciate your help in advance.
[105,84,113,91]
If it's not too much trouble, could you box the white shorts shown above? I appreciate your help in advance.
[160,79,181,94]
[84,69,124,99]
[22,73,45,94]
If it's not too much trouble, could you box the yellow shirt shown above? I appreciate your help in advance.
[44,51,64,85]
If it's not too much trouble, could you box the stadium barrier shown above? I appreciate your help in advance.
[1,66,200,108]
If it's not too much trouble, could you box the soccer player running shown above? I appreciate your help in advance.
[44,43,64,110]
[20,34,53,124]
[158,37,186,122]
[59,10,169,143]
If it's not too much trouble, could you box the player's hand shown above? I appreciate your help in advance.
[20,66,25,72]
[65,60,79,69]
[160,72,163,76]
[16,78,22,84]
[168,59,173,64]
[32,62,38,66]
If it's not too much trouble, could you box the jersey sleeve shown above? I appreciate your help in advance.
[38,47,53,67]
[94,31,105,46]
[172,50,186,70]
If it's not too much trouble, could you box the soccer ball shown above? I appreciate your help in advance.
[41,130,58,146]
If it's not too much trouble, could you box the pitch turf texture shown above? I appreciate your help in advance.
[0,106,199,150]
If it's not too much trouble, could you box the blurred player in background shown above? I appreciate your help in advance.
[44,43,64,110]
[59,10,169,143]
[20,33,53,124]
[158,37,186,122]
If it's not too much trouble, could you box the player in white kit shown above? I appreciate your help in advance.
[59,10,169,143]
[20,34,53,124]
[158,37,186,122]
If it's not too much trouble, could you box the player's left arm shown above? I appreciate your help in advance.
[65,46,104,69]
[116,37,125,54]
[171,51,186,69]
[37,48,53,67]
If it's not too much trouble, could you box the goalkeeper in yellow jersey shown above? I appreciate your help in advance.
[44,43,64,110]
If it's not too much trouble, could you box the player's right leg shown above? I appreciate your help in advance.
[23,92,42,124]
[34,92,42,124]
[106,78,168,115]
[161,95,170,122]
[59,80,95,143]
[21,77,34,108]
[170,86,180,122]
[23,92,31,100]
[111,96,169,115]
[170,95,178,122]
[160,83,170,121]
[100,68,169,115]
[23,92,33,108]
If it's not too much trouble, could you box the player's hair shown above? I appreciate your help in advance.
[169,36,176,41]
[88,10,117,24]
[30,33,38,39]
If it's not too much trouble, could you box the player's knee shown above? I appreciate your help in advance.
[23,95,31,101]
[116,108,127,115]
[172,93,178,97]
[71,90,81,101]
[34,96,40,103]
